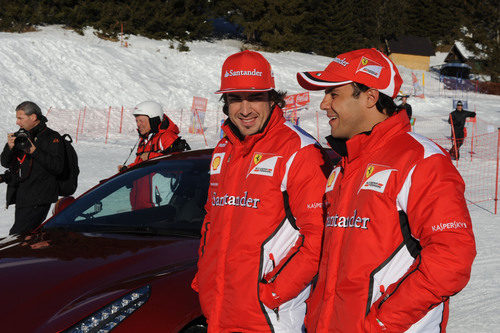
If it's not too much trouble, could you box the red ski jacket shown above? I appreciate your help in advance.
[128,115,180,167]
[128,116,180,210]
[306,111,476,332]
[193,106,329,332]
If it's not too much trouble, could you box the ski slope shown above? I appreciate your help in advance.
[0,26,498,331]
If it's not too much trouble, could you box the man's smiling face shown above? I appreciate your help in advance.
[226,91,272,137]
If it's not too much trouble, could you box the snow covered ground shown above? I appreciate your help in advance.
[0,26,498,331]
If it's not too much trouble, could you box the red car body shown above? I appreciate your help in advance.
[0,149,213,332]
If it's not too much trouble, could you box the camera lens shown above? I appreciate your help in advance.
[13,129,31,151]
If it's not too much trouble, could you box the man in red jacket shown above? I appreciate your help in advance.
[118,100,189,171]
[193,50,330,332]
[297,48,476,332]
[118,101,190,210]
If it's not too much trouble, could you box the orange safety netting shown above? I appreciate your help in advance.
[413,115,499,211]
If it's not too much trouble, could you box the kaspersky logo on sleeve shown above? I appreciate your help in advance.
[225,69,263,78]
[358,164,396,194]
[247,152,280,177]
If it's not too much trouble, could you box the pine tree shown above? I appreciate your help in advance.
[461,0,499,82]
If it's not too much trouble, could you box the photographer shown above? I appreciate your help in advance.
[1,101,65,235]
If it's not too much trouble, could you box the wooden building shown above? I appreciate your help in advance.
[385,36,435,71]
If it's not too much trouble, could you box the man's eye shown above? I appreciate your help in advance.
[248,94,267,102]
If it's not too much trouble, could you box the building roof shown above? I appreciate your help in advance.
[386,36,435,57]
[445,44,467,63]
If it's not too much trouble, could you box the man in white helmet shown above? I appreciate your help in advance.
[117,101,189,172]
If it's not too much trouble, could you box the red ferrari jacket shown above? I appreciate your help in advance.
[306,111,476,332]
[193,106,329,332]
[128,115,180,168]
[128,116,180,210]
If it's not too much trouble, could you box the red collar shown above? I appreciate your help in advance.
[345,111,411,163]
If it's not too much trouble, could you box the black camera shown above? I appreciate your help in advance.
[0,170,12,184]
[13,129,32,151]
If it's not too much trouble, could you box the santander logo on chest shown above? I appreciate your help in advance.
[358,163,396,194]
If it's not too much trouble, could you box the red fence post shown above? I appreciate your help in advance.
[76,108,82,143]
[119,106,124,134]
[81,106,87,134]
[495,128,500,214]
[180,108,184,131]
[105,106,112,144]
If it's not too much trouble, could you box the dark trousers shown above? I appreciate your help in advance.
[10,204,51,235]
[449,136,465,160]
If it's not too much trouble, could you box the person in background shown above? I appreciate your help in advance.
[448,100,476,160]
[297,48,476,332]
[118,100,189,172]
[192,50,330,332]
[118,101,190,211]
[1,101,65,235]
[398,94,412,119]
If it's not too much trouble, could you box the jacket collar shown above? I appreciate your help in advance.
[330,111,410,163]
[29,121,46,137]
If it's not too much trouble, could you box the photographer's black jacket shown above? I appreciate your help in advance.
[1,122,65,208]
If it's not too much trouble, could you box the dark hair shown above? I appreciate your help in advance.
[221,89,287,115]
[16,101,46,121]
[351,82,398,117]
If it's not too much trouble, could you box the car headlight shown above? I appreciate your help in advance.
[64,285,151,333]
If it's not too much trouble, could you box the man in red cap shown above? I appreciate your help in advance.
[297,48,476,332]
[192,50,330,332]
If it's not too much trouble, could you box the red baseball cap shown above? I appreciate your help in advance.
[297,48,402,98]
[216,50,275,94]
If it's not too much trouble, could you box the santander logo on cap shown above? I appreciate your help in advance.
[224,68,263,78]
[216,50,275,94]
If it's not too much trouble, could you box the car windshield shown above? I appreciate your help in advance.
[45,158,210,237]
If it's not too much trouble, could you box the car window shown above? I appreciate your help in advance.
[46,159,210,237]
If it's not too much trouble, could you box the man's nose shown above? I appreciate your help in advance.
[320,95,330,111]
[240,100,252,115]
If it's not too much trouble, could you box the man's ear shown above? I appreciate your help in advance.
[365,89,379,109]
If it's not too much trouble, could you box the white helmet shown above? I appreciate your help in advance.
[133,101,164,119]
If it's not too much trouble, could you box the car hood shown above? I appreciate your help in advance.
[0,230,200,332]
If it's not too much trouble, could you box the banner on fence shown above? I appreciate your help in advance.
[283,92,310,125]
[189,96,207,134]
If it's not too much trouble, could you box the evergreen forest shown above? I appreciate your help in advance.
[0,0,497,81]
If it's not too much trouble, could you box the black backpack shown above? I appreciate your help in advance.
[57,134,79,196]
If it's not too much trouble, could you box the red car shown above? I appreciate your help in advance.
[0,149,213,332]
